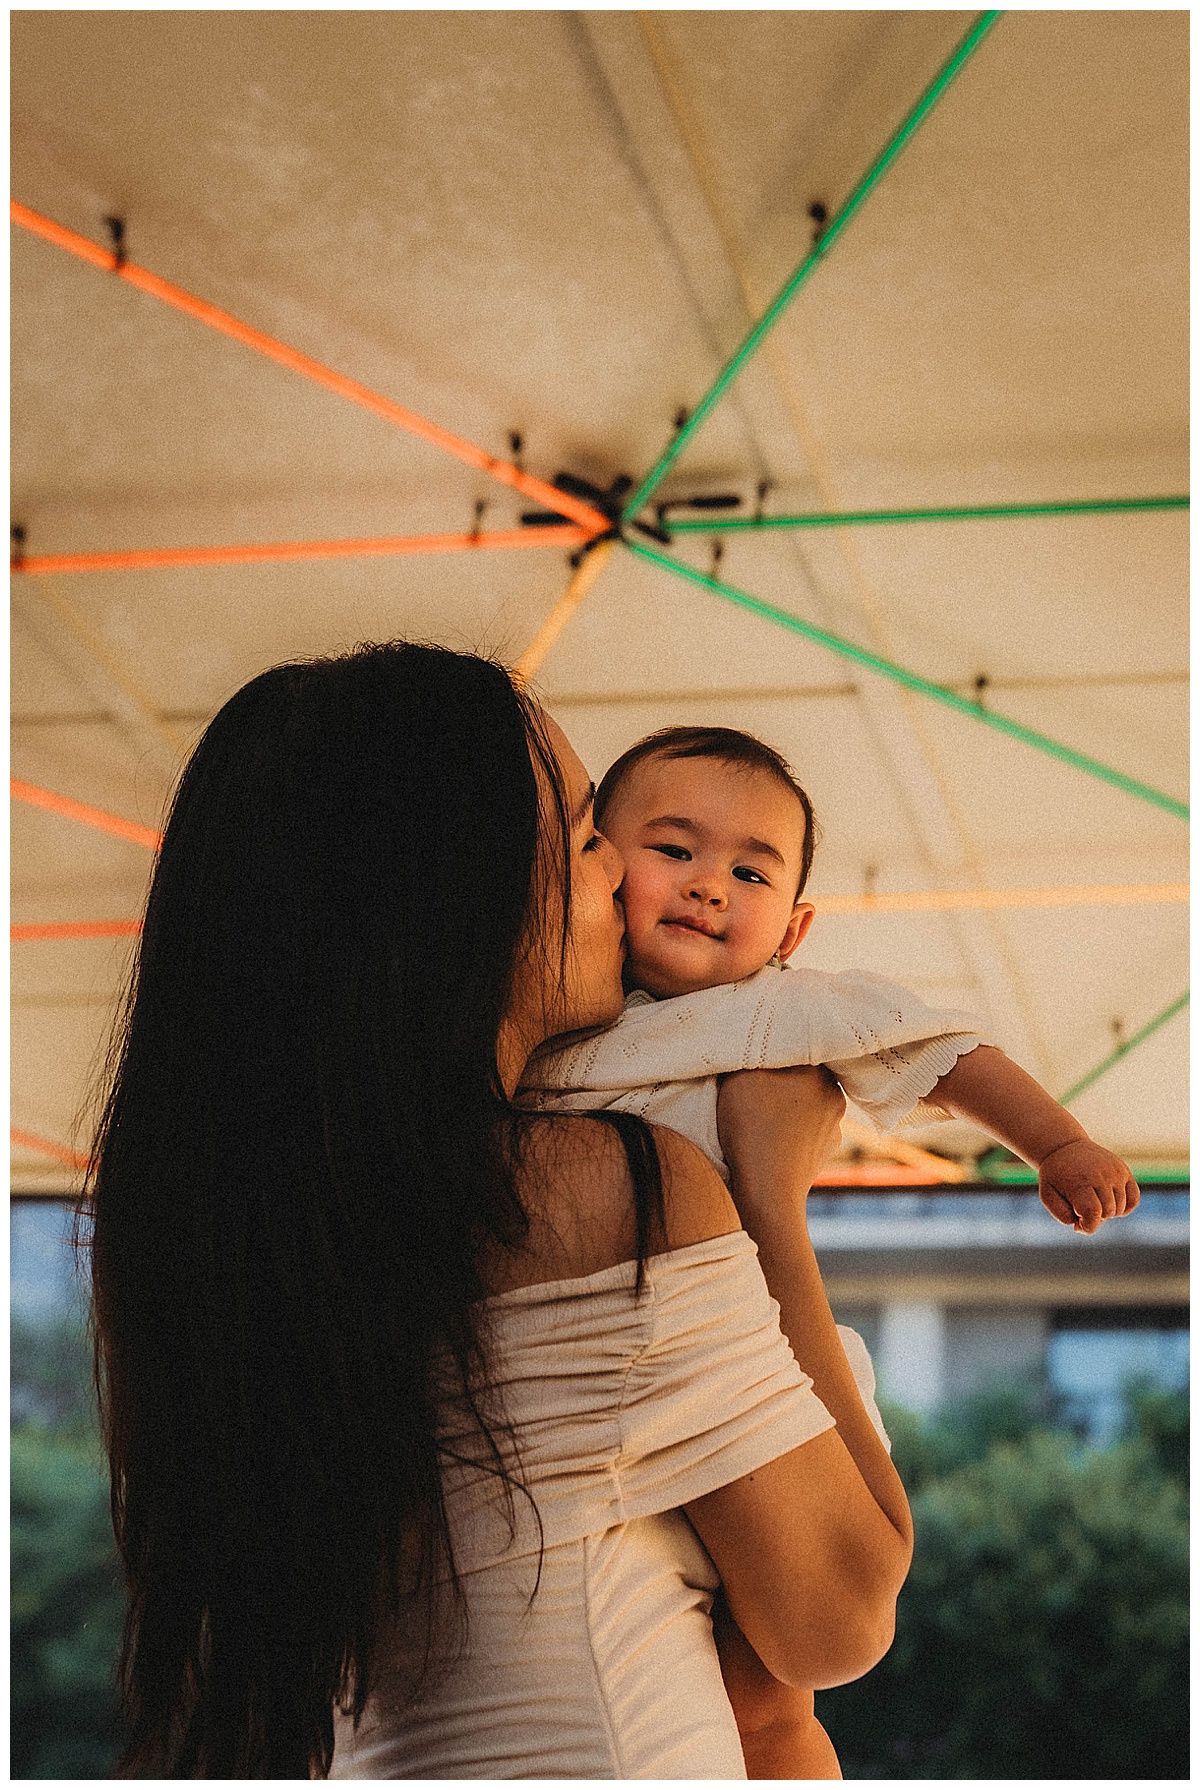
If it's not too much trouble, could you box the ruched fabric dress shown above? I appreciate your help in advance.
[328,1230,838,1780]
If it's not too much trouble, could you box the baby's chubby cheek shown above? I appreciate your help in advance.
[613,867,659,938]
[616,899,681,993]
[620,921,668,985]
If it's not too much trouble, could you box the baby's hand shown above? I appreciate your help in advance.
[1037,1139,1140,1233]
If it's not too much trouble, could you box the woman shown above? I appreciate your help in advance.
[85,640,911,1778]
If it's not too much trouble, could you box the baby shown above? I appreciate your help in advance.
[524,723,1138,1779]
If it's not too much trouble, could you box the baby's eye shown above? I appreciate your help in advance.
[651,844,691,861]
[733,867,770,885]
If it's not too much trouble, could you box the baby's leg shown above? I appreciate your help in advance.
[713,1593,842,1780]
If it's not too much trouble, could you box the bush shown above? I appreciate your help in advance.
[11,1311,95,1431]
[883,1375,1059,1495]
[11,1424,128,1779]
[11,1326,1189,1779]
[818,1396,1190,1779]
[1125,1381,1189,1490]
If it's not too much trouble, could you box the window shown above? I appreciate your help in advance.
[1048,1305,1189,1444]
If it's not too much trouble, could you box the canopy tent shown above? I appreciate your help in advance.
[11,9,1188,1189]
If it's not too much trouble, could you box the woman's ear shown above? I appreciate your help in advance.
[776,902,816,964]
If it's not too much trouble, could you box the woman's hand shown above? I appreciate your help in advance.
[717,1065,845,1215]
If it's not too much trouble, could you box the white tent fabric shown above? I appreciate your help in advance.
[11,10,1187,1186]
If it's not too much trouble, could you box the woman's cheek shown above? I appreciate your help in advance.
[589,864,624,950]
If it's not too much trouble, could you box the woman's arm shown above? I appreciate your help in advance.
[683,1066,913,1689]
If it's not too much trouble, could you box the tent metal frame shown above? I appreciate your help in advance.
[620,11,1005,518]
[10,13,1185,820]
[11,9,1188,1167]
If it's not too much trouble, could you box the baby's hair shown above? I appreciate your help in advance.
[594,725,820,898]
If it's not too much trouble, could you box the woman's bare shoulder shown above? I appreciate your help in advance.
[650,1122,742,1250]
[491,1115,740,1294]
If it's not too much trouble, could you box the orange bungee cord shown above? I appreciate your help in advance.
[10,199,612,537]
[12,525,587,576]
[12,779,163,850]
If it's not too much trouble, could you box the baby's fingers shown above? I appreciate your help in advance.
[1096,1171,1141,1221]
[1063,1181,1105,1233]
[1040,1185,1079,1228]
[1117,1174,1146,1217]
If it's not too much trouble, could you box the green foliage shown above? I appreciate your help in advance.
[1124,1380,1189,1490]
[11,1311,96,1433]
[883,1375,1057,1495]
[12,1320,1190,1779]
[11,1420,128,1779]
[818,1387,1190,1779]
[11,1313,127,1778]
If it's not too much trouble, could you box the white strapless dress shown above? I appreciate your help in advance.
[328,1230,877,1780]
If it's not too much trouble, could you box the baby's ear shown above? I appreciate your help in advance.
[777,902,815,963]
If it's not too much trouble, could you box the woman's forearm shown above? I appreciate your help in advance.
[931,1043,1086,1164]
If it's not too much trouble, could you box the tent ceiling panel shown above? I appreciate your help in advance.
[1057,1009,1189,1158]
[842,512,1188,683]
[10,10,1188,1170]
[889,699,1187,864]
[661,515,1187,687]
[12,925,140,1007]
[646,9,975,248]
[11,727,168,867]
[806,901,1188,1070]
[12,999,122,1150]
[12,11,749,477]
[10,549,577,718]
[11,236,521,530]
[12,596,111,717]
[654,12,1185,479]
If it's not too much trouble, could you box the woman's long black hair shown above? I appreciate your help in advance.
[81,641,662,1777]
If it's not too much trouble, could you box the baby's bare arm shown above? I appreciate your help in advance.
[713,1593,842,1779]
[931,1045,1139,1232]
[713,1589,810,1731]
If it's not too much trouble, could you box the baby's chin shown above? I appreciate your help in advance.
[624,946,765,1000]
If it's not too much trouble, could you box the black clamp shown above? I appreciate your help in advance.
[521,471,645,552]
[519,447,749,555]
[103,215,127,270]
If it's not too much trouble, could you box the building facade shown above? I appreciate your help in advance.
[818,1183,1188,1439]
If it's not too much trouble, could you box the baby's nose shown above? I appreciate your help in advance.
[688,879,727,909]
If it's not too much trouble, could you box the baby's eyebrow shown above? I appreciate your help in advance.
[642,814,788,870]
[740,835,788,870]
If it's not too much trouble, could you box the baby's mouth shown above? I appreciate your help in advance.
[662,917,723,940]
